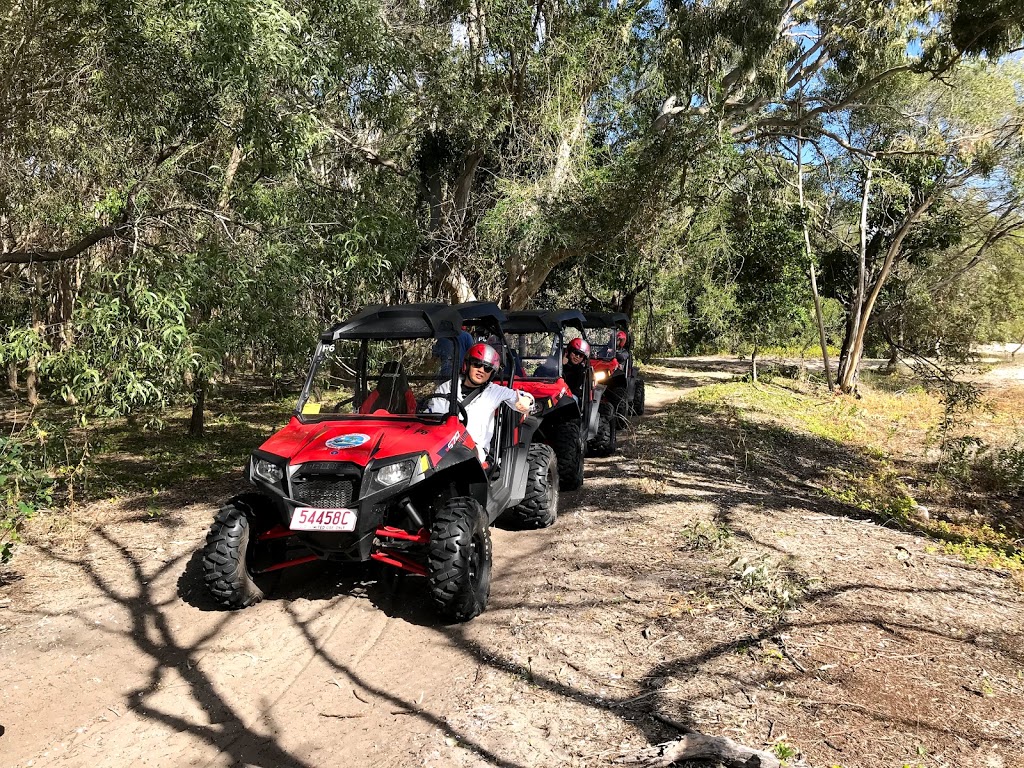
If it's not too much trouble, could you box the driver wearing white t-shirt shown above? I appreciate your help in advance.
[425,342,531,460]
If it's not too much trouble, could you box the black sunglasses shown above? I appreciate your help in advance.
[468,360,496,373]
[568,350,585,358]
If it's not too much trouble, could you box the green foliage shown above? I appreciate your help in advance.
[730,554,802,614]
[730,199,812,352]
[1,0,1023,449]
[680,520,733,551]
[0,423,59,563]
[822,467,921,524]
[771,740,799,762]
[978,444,1024,495]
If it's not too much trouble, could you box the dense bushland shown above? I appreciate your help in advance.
[2,0,1023,551]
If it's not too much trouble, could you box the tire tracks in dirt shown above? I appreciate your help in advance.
[1,369,694,768]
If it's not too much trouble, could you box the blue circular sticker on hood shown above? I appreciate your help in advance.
[325,434,371,449]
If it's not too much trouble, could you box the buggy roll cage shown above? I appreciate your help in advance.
[452,301,507,328]
[504,309,587,381]
[302,303,469,422]
[454,301,518,383]
[583,310,633,357]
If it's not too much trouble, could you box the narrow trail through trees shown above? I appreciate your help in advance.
[2,365,1022,768]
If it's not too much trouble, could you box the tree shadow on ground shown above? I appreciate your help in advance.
[13,374,1023,768]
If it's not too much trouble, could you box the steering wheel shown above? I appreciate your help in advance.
[457,403,469,424]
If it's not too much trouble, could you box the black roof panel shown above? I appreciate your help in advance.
[452,301,507,325]
[504,309,586,334]
[321,303,463,342]
[582,311,629,329]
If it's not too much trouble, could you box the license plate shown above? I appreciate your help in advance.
[290,507,357,532]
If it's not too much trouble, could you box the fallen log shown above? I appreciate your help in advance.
[620,731,782,768]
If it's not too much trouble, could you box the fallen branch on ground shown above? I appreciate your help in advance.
[619,731,782,767]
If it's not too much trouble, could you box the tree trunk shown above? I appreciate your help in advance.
[6,361,17,393]
[189,380,206,438]
[796,109,833,391]
[837,166,872,392]
[26,360,38,406]
[52,260,80,351]
[839,193,935,392]
[809,265,831,389]
[884,315,904,372]
[750,346,758,383]
[26,289,42,406]
[503,247,572,309]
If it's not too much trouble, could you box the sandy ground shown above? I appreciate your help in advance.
[2,361,1022,768]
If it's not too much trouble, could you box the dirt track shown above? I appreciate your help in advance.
[2,361,1023,768]
[0,378,683,768]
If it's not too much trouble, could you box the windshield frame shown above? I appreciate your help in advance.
[507,330,567,382]
[588,326,619,361]
[295,338,461,423]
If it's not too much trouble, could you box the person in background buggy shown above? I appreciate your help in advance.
[614,330,629,365]
[433,328,475,377]
[561,337,591,400]
[425,343,532,460]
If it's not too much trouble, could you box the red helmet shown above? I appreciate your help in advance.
[616,330,627,349]
[464,342,501,373]
[567,337,590,359]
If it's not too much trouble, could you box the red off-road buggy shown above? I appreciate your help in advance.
[502,309,609,488]
[583,311,645,424]
[201,303,557,621]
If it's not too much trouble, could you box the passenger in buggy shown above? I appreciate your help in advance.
[561,337,591,400]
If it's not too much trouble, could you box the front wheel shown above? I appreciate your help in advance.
[631,379,646,417]
[549,419,584,491]
[587,403,618,457]
[428,497,492,622]
[501,443,559,529]
[202,495,284,609]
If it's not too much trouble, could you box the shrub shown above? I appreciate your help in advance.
[977,443,1024,494]
[0,421,78,563]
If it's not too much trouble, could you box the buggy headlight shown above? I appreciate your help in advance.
[253,458,284,484]
[372,459,416,488]
[594,370,609,382]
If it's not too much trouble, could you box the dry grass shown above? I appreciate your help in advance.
[670,365,1024,580]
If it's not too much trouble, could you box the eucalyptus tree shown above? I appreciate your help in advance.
[645,0,1024,388]
[802,62,1024,390]
[0,0,412,422]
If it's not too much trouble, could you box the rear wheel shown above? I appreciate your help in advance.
[428,497,492,622]
[549,419,584,491]
[632,379,646,416]
[587,403,618,457]
[502,444,559,528]
[202,495,284,609]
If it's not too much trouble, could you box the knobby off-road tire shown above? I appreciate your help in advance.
[502,443,559,529]
[632,379,646,417]
[587,403,618,457]
[203,497,281,609]
[549,419,584,491]
[428,497,492,622]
